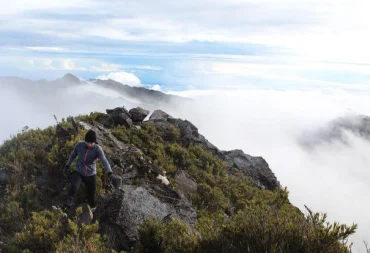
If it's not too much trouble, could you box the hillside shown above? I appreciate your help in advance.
[0,106,356,253]
[0,74,186,107]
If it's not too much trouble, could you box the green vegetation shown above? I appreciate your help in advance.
[9,207,113,253]
[0,112,357,252]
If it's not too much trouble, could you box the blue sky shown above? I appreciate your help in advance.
[1,0,370,91]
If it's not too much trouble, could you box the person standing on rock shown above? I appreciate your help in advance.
[63,129,121,209]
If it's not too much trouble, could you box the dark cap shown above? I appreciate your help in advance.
[85,129,97,143]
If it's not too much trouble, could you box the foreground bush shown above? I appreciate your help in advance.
[8,207,113,253]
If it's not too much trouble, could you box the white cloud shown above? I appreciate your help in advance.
[43,59,53,67]
[62,59,77,70]
[161,88,370,251]
[150,84,161,91]
[1,74,370,251]
[96,71,142,87]
[135,65,162,71]
[25,47,66,52]
[0,0,90,14]
[1,0,370,68]
[91,63,121,72]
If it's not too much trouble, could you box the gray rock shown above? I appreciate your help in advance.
[61,73,80,83]
[129,107,150,122]
[78,203,93,225]
[151,117,219,154]
[149,110,172,121]
[174,119,219,152]
[149,113,279,191]
[175,171,197,194]
[0,168,12,185]
[222,149,279,190]
[106,107,133,127]
[56,124,71,148]
[109,174,122,189]
[94,185,196,251]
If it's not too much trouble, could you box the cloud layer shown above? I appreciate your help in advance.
[1,78,370,250]
[164,89,370,252]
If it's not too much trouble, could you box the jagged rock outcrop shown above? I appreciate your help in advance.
[61,73,81,83]
[222,150,279,190]
[129,107,150,122]
[106,107,133,127]
[149,110,172,121]
[175,118,219,152]
[148,111,279,190]
[149,114,219,153]
[94,185,196,250]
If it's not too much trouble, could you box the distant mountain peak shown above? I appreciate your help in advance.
[61,73,80,83]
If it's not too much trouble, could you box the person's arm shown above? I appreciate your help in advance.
[97,146,113,174]
[65,144,78,168]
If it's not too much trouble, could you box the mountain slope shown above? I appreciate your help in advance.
[0,106,356,253]
[0,73,186,106]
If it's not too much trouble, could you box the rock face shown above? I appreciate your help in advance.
[61,73,80,83]
[106,107,133,127]
[175,119,219,152]
[222,149,279,190]
[94,185,196,250]
[148,111,278,190]
[129,107,150,122]
[0,168,12,185]
[149,110,172,121]
[175,171,197,194]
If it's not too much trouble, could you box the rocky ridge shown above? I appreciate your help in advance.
[0,105,279,251]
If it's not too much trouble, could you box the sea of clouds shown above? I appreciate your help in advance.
[1,81,369,251]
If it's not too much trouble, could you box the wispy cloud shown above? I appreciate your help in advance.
[25,46,67,52]
[1,0,370,90]
[96,71,142,87]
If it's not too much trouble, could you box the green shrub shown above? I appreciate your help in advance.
[10,207,113,253]
[55,207,109,253]
[13,210,64,252]
[138,218,199,253]
[195,183,228,212]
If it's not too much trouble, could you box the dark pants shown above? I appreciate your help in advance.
[68,171,97,208]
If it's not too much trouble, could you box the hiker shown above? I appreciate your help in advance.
[63,129,121,209]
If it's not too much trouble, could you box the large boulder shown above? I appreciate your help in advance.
[106,107,133,127]
[222,149,279,190]
[175,170,197,194]
[151,117,220,154]
[94,185,196,251]
[174,119,219,153]
[149,110,172,121]
[129,107,150,123]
